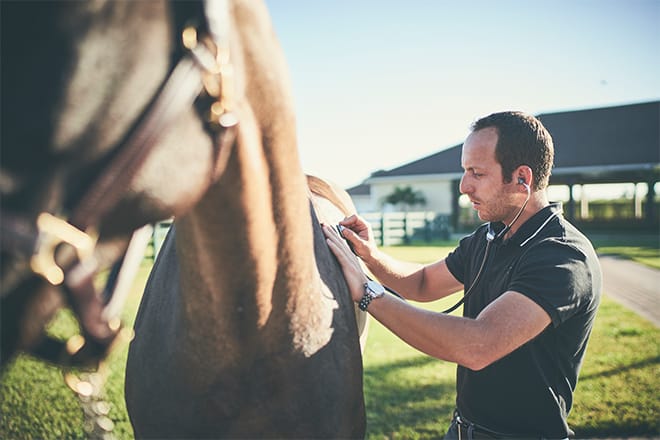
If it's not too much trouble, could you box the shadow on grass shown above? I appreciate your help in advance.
[570,353,660,438]
[363,356,456,438]
[579,355,660,382]
[362,354,660,439]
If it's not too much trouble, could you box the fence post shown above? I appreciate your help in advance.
[402,213,409,244]
[378,212,384,246]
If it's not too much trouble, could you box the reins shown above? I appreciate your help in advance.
[0,0,238,369]
[2,2,239,438]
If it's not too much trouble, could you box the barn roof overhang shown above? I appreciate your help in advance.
[549,163,660,185]
[364,164,659,187]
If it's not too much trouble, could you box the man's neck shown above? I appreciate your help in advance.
[504,193,549,240]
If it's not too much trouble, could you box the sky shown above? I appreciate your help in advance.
[264,0,660,190]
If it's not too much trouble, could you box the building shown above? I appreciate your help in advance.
[347,101,660,231]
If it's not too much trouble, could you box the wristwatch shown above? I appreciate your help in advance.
[358,279,386,311]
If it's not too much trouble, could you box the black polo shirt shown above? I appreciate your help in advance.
[445,203,601,438]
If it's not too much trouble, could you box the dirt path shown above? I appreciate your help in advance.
[598,255,660,327]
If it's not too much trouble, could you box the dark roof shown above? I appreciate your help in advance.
[346,182,370,196]
[540,101,659,169]
[366,101,660,184]
[370,143,463,177]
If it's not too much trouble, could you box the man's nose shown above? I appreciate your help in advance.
[459,175,470,195]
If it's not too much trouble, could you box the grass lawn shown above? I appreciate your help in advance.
[588,233,660,270]
[1,235,658,438]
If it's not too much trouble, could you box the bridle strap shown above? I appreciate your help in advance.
[1,0,238,367]
[70,57,205,231]
[71,1,237,232]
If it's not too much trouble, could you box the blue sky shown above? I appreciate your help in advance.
[265,0,660,189]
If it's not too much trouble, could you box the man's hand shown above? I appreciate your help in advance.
[322,224,368,303]
[337,214,377,261]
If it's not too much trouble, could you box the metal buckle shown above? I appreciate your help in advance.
[30,213,97,285]
[182,26,238,130]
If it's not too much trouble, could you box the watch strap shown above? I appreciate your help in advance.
[358,281,383,311]
[358,291,373,311]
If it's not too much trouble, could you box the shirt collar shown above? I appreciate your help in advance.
[498,202,564,247]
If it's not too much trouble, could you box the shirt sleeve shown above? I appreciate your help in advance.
[445,246,465,284]
[446,225,492,285]
[508,238,595,327]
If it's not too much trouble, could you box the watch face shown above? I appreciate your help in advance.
[366,280,385,296]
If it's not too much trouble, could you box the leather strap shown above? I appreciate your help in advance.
[70,56,206,231]
[1,0,238,367]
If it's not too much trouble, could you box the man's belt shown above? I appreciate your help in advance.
[453,410,541,440]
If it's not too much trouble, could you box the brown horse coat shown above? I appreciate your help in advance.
[2,0,366,436]
[123,1,367,437]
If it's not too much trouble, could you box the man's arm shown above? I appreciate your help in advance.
[337,215,463,301]
[367,289,551,370]
[324,223,551,370]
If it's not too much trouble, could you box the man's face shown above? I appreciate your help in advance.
[459,127,519,224]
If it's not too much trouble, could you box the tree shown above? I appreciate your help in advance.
[383,186,426,211]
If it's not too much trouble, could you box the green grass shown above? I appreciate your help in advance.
[0,263,150,440]
[362,295,660,438]
[589,232,660,269]
[362,241,660,438]
[1,234,658,439]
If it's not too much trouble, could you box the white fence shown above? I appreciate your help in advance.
[150,212,451,258]
[361,211,451,246]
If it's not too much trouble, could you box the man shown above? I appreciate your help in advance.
[323,111,601,438]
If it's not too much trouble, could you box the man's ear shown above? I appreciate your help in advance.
[515,166,533,190]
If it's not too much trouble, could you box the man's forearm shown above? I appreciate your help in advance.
[362,249,426,300]
[363,251,461,302]
[365,292,486,368]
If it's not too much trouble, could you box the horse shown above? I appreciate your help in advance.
[1,0,366,437]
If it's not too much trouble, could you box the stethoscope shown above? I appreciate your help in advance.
[441,178,531,313]
[486,178,531,242]
[342,177,533,314]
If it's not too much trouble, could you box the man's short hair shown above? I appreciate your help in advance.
[471,111,554,191]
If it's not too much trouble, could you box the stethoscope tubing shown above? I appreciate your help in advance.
[341,183,532,314]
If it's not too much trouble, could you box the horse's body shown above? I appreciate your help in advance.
[2,0,366,436]
[126,176,365,437]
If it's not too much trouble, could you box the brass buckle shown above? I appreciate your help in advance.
[182,26,238,130]
[30,213,97,285]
